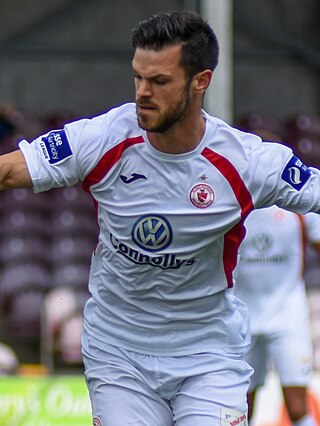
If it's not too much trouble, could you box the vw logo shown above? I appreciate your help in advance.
[132,215,172,252]
[252,233,272,252]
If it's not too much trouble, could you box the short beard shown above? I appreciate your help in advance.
[137,79,192,133]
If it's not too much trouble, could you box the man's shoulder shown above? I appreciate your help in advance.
[204,112,260,146]
[96,102,136,121]
[71,102,139,137]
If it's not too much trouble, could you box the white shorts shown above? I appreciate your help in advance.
[82,332,252,426]
[246,327,313,391]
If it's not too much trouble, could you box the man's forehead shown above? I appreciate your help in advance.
[132,45,183,74]
[133,45,182,65]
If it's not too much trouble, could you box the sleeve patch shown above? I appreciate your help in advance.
[281,155,312,190]
[40,130,73,164]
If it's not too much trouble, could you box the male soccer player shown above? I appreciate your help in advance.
[235,206,320,426]
[0,10,320,426]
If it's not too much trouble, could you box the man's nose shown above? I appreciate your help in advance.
[136,79,152,97]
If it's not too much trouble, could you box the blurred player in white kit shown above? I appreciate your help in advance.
[235,205,320,426]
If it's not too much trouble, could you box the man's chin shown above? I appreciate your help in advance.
[137,113,171,133]
[139,125,165,134]
[137,118,158,133]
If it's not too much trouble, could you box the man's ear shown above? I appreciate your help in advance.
[192,70,213,92]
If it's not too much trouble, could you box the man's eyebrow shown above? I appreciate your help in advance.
[132,69,171,79]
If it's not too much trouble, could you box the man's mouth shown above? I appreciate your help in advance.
[137,102,157,111]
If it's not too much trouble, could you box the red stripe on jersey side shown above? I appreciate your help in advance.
[82,136,144,192]
[297,214,306,279]
[201,147,254,287]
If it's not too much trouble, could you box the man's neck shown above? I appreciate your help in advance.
[146,113,206,154]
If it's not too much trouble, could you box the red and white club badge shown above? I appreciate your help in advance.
[93,417,103,426]
[189,183,215,208]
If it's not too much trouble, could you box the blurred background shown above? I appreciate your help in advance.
[0,0,319,424]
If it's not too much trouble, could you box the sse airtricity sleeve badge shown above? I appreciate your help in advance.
[40,130,73,165]
[281,155,312,190]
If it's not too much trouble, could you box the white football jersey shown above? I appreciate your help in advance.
[234,206,320,333]
[19,103,320,356]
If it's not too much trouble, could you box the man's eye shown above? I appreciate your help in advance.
[154,80,166,85]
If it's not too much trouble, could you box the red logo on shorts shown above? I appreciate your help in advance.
[93,417,103,426]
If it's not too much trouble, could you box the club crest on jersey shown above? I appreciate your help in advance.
[281,155,311,190]
[189,183,215,208]
[40,129,73,165]
[93,417,103,426]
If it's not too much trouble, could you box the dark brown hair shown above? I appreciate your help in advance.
[132,10,219,80]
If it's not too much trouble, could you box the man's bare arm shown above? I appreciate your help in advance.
[0,150,32,190]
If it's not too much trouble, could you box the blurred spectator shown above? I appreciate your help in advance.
[0,103,43,153]
[42,109,79,133]
[284,114,320,168]
[235,112,285,141]
[41,287,90,371]
[0,108,15,154]
[0,341,19,375]
[0,115,14,140]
